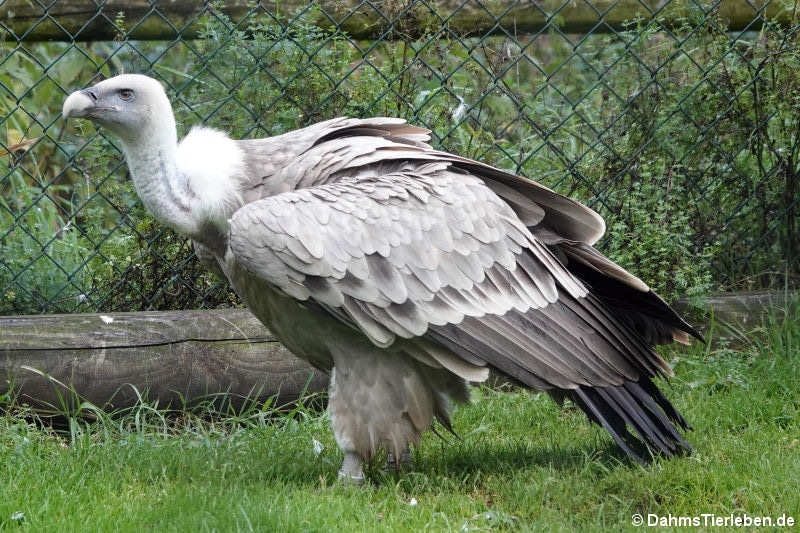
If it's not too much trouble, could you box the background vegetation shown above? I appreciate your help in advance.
[1,4,798,315]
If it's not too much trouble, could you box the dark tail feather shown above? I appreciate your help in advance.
[633,377,692,431]
[568,377,691,465]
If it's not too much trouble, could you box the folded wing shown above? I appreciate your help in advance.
[228,118,698,463]
[228,166,585,348]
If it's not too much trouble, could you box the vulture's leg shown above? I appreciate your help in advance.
[338,451,365,484]
[329,368,365,484]
[328,339,438,483]
[384,447,413,472]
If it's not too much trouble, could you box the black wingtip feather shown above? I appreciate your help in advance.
[426,258,694,464]
[630,378,693,431]
[573,387,648,465]
[565,257,704,344]
[569,378,691,464]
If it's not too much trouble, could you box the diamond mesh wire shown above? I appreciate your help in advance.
[1,1,797,315]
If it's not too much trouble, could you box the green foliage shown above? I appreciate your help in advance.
[0,43,105,314]
[2,5,798,313]
[175,6,460,134]
[0,41,236,313]
[601,181,715,301]
[578,13,800,294]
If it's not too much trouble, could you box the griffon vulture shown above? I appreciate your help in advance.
[63,74,700,483]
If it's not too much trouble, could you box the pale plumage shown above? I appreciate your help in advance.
[63,74,701,482]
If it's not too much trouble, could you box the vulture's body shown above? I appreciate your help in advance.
[64,75,700,482]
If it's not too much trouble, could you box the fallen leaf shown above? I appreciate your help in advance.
[0,137,39,157]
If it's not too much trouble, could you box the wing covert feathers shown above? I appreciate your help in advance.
[237,116,605,245]
[229,167,582,349]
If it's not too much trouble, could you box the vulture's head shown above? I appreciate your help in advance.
[62,74,175,145]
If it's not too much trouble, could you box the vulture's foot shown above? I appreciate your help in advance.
[384,448,413,473]
[337,451,365,485]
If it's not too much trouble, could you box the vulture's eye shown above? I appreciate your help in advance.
[118,89,134,101]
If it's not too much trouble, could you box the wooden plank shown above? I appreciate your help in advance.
[0,309,328,411]
[1,309,273,350]
[0,0,787,42]
[674,290,797,344]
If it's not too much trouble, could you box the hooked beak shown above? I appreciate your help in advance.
[62,87,100,119]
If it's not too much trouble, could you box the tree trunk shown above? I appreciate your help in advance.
[0,309,328,412]
[0,1,786,42]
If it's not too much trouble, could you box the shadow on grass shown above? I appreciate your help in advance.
[420,439,641,475]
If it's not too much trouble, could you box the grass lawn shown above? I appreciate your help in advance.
[1,306,798,532]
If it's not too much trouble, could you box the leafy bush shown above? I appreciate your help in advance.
[1,5,797,314]
[574,14,800,296]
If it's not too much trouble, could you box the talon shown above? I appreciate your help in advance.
[337,469,365,485]
[384,449,413,472]
[384,451,398,472]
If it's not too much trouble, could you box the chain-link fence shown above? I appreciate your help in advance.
[1,1,798,315]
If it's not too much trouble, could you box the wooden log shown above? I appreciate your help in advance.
[0,309,328,412]
[1,291,793,412]
[0,0,788,42]
[674,290,797,344]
